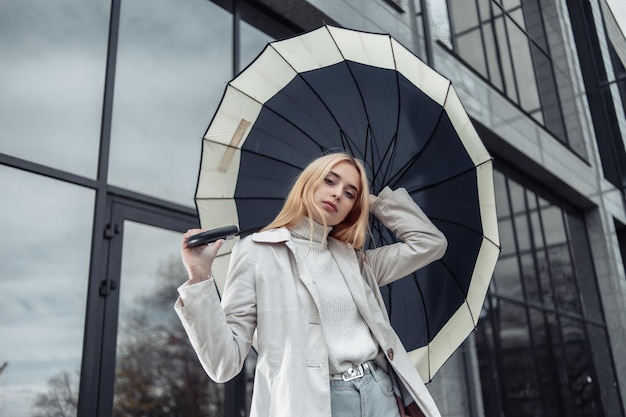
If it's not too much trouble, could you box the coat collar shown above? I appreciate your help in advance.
[252,227,355,250]
[251,227,291,243]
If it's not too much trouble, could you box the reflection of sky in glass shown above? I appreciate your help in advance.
[0,0,109,178]
[109,0,232,207]
[117,221,182,317]
[115,222,182,351]
[0,166,94,416]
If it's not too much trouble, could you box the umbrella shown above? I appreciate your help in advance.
[195,24,500,382]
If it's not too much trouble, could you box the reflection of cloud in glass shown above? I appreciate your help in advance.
[0,166,93,416]
[108,0,233,207]
[0,0,109,179]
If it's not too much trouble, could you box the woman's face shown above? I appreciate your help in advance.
[311,161,361,226]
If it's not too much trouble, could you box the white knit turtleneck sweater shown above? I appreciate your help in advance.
[288,218,379,374]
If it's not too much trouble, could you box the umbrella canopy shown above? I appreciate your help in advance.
[196,25,500,382]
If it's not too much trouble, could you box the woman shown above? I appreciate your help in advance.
[176,152,447,417]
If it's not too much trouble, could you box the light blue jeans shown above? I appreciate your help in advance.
[330,364,401,417]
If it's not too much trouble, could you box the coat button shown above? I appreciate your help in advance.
[387,348,394,360]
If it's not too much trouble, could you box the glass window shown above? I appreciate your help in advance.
[501,0,521,13]
[540,199,567,246]
[507,21,541,116]
[494,170,510,217]
[0,0,109,178]
[0,166,94,416]
[457,29,489,78]
[514,212,531,252]
[548,244,581,313]
[566,212,604,322]
[494,16,518,103]
[477,163,617,417]
[535,249,555,307]
[477,0,492,23]
[507,177,525,215]
[508,8,525,29]
[425,0,451,50]
[108,0,232,207]
[527,191,544,250]
[528,308,566,417]
[493,256,523,299]
[499,218,516,257]
[451,1,479,33]
[447,0,568,144]
[483,22,504,91]
[520,253,540,302]
[497,301,542,416]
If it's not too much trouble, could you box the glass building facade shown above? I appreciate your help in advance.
[1,0,625,416]
[478,162,621,416]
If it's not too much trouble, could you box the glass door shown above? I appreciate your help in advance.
[92,198,245,417]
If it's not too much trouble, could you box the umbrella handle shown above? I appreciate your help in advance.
[186,225,240,247]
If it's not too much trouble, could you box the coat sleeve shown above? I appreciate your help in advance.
[364,187,447,286]
[174,238,257,383]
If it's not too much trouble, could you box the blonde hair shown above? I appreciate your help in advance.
[262,152,370,248]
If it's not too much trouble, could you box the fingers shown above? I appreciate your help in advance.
[182,228,205,249]
[181,229,226,250]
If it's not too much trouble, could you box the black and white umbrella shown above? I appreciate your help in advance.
[195,25,500,381]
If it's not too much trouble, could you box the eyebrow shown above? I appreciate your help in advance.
[328,170,359,194]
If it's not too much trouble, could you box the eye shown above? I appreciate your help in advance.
[344,190,355,199]
[324,177,334,185]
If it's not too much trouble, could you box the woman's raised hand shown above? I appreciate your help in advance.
[181,229,224,284]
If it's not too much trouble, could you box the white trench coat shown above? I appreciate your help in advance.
[175,187,448,417]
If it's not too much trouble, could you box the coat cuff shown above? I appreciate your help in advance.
[370,186,394,212]
[177,278,215,306]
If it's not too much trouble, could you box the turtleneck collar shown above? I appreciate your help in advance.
[288,217,332,245]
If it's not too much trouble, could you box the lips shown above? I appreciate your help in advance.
[323,201,337,212]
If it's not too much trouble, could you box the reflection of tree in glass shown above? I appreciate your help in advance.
[31,371,78,417]
[32,256,224,416]
[113,255,224,416]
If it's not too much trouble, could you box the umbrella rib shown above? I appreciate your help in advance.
[325,26,373,142]
[426,215,500,250]
[405,158,492,194]
[384,85,452,189]
[358,34,402,191]
[373,36,403,190]
[196,196,288,202]
[266,41,364,155]
[372,131,399,191]
[323,26,400,167]
[440,259,479,329]
[227,84,330,153]
[405,159,500,248]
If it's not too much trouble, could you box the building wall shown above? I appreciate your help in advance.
[288,0,626,414]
